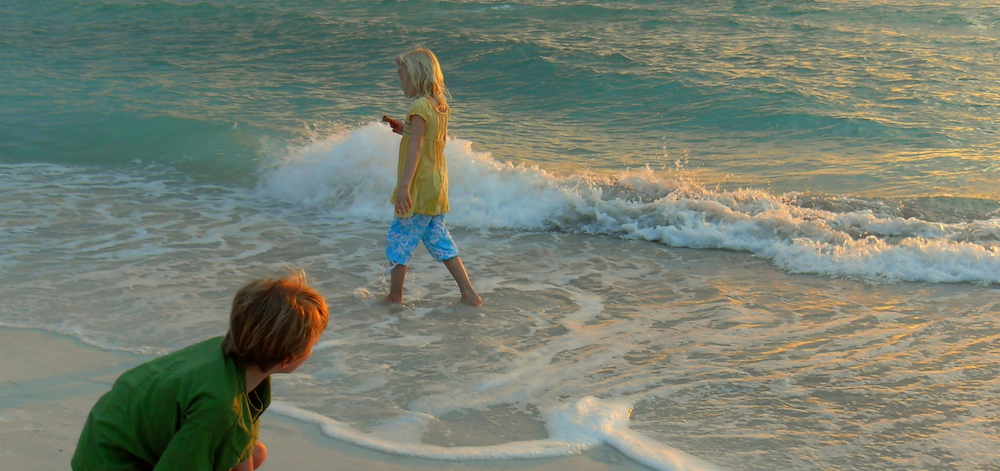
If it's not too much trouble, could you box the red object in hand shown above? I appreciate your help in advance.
[383,115,403,134]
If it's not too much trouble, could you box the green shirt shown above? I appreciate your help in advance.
[72,337,270,471]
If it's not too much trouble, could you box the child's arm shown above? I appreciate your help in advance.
[394,114,426,217]
[382,115,404,134]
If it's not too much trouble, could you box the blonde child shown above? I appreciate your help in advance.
[72,271,328,471]
[383,48,481,306]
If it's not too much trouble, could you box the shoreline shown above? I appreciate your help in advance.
[0,327,651,471]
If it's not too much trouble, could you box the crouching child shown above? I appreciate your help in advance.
[72,271,328,471]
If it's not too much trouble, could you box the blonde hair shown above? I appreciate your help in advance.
[222,270,328,371]
[398,48,449,112]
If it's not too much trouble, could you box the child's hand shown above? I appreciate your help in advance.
[382,116,404,135]
[395,188,412,216]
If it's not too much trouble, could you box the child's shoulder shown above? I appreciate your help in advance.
[408,95,433,109]
[410,95,447,113]
[128,337,228,383]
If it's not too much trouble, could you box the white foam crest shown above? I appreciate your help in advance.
[445,139,586,228]
[765,234,1000,283]
[261,124,399,218]
[261,122,581,227]
[261,124,1000,283]
[269,397,717,471]
[577,178,1000,284]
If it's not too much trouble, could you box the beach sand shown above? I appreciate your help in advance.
[0,328,651,471]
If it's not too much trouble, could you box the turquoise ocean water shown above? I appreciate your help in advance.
[2,1,999,470]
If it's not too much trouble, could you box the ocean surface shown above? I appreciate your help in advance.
[2,1,999,469]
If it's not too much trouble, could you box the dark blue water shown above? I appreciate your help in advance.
[3,0,999,196]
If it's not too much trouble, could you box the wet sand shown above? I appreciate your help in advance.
[0,327,651,471]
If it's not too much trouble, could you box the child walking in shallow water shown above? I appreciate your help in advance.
[383,48,481,306]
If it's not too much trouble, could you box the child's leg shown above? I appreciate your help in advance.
[384,216,424,304]
[423,216,481,306]
[443,257,481,306]
[386,263,407,304]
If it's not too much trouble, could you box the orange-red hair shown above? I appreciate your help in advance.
[222,270,328,371]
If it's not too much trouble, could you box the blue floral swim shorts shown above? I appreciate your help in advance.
[386,214,460,266]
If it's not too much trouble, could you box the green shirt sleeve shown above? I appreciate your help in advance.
[153,421,232,471]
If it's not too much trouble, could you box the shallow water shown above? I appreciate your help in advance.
[4,152,999,470]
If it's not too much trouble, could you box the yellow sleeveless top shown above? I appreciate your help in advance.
[391,96,450,217]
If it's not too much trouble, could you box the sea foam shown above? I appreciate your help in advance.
[270,396,719,471]
[262,123,1000,284]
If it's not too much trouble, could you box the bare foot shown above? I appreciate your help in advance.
[460,294,482,307]
[380,294,404,305]
[443,257,480,307]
